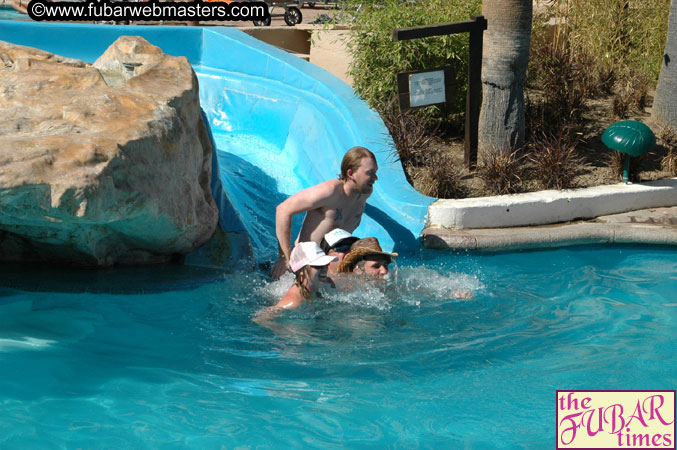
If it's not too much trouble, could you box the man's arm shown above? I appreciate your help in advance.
[271,181,337,279]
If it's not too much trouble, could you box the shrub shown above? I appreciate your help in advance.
[657,126,677,148]
[525,93,559,140]
[612,70,650,118]
[527,16,595,136]
[658,126,677,175]
[380,96,439,168]
[548,0,669,84]
[595,64,616,96]
[410,151,466,198]
[343,0,482,133]
[662,149,677,176]
[607,151,643,182]
[478,147,524,195]
[527,129,586,189]
[528,22,595,102]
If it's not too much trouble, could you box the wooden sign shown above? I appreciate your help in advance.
[393,15,487,169]
[397,66,456,110]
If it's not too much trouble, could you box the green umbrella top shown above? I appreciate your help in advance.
[601,120,655,157]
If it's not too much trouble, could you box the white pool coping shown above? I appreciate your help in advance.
[427,178,677,229]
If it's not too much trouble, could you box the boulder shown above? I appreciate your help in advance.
[0,36,219,266]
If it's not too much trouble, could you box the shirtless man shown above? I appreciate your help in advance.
[271,146,377,279]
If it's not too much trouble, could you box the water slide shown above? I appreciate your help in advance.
[0,21,434,263]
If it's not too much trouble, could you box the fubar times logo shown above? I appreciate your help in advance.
[557,390,676,449]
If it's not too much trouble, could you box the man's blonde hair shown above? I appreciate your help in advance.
[339,146,376,181]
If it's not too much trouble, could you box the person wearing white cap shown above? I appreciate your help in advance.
[271,147,378,280]
[254,242,338,322]
[320,228,359,274]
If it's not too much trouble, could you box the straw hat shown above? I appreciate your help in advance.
[337,237,398,273]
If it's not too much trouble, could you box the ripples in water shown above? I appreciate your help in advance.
[0,246,675,448]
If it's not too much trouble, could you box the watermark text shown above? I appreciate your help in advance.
[27,0,269,22]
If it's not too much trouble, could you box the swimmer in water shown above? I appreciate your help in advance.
[320,228,359,274]
[337,237,474,299]
[337,237,396,279]
[254,242,337,324]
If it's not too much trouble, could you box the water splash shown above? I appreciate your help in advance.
[253,266,482,313]
[395,266,482,305]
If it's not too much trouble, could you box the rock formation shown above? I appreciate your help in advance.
[0,36,219,266]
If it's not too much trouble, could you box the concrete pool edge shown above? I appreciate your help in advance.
[428,178,677,229]
[422,206,677,251]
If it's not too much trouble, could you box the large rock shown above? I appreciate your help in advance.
[0,37,219,266]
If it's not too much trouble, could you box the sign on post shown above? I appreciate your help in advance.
[393,15,487,169]
[397,66,456,110]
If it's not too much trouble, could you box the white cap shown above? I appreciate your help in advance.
[290,242,338,273]
[323,228,359,248]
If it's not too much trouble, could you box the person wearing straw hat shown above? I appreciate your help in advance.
[254,242,337,323]
[320,228,360,274]
[271,147,378,280]
[337,237,397,279]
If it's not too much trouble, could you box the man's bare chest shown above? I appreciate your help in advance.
[323,202,364,228]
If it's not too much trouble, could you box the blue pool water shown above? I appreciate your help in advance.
[1,245,675,448]
[0,5,26,20]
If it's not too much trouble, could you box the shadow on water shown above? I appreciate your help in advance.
[0,262,228,294]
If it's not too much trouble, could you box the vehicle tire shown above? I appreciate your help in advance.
[284,7,302,26]
[253,16,271,26]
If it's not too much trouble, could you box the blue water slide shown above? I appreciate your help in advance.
[0,21,434,262]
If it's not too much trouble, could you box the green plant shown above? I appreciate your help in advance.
[529,20,595,99]
[547,0,669,85]
[526,17,594,136]
[343,0,481,133]
[478,147,524,195]
[527,129,586,189]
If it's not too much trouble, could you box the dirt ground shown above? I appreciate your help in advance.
[417,91,675,198]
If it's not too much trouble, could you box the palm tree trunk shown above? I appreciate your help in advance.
[478,0,533,156]
[654,0,677,128]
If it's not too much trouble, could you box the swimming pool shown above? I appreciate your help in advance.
[1,245,674,448]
